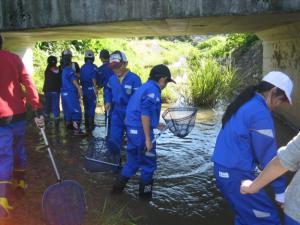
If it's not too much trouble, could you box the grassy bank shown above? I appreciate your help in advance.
[33,34,258,107]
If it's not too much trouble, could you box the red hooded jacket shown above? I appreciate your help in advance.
[0,49,41,124]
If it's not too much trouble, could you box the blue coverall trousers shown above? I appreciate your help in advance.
[121,127,156,184]
[0,120,27,197]
[45,92,60,119]
[214,163,281,225]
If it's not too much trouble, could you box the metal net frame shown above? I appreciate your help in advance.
[162,107,197,138]
[84,137,121,172]
[42,180,87,225]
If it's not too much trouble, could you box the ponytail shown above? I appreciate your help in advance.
[222,86,257,127]
[221,81,280,128]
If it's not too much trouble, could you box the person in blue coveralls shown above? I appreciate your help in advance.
[97,49,114,136]
[112,64,176,198]
[61,49,85,135]
[105,50,142,157]
[43,56,61,129]
[212,71,293,225]
[80,50,98,133]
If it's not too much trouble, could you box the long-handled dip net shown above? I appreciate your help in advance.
[84,110,121,172]
[39,129,87,225]
[145,107,198,157]
[84,137,121,172]
[162,107,198,138]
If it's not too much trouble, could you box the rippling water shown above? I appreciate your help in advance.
[4,107,295,225]
[126,109,223,216]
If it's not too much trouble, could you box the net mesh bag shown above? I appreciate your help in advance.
[162,107,197,138]
[84,137,120,172]
[42,180,86,225]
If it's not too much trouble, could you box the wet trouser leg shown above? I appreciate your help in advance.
[109,107,125,156]
[68,92,82,122]
[44,92,52,119]
[213,163,281,225]
[0,120,26,216]
[61,92,72,123]
[51,92,60,120]
[121,128,156,182]
[83,89,96,131]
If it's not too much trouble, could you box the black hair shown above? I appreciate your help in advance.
[84,57,94,63]
[221,81,286,128]
[100,49,109,60]
[46,56,57,70]
[148,74,162,82]
[0,34,3,49]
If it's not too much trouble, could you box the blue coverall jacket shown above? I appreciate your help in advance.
[105,70,142,153]
[121,80,162,184]
[61,66,82,122]
[212,93,286,225]
[80,61,98,118]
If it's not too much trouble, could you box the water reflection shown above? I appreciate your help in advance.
[5,106,294,225]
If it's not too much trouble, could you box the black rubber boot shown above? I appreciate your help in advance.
[66,121,73,130]
[111,176,129,194]
[84,115,89,132]
[139,180,153,199]
[88,117,95,132]
[54,118,60,130]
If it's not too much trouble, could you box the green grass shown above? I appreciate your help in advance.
[187,56,239,107]
[33,34,255,106]
[91,199,139,225]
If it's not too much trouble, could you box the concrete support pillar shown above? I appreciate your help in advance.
[257,22,300,128]
[2,36,35,75]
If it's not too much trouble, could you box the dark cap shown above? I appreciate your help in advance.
[150,64,176,83]
[99,49,110,59]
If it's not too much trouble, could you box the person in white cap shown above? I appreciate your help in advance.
[105,50,142,161]
[61,49,84,135]
[80,50,98,132]
[211,71,293,225]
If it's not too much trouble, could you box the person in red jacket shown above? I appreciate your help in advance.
[0,34,44,217]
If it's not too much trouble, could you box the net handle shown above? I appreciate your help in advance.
[144,126,168,157]
[152,126,168,144]
[40,128,61,182]
[105,109,110,138]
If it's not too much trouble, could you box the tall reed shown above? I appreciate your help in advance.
[188,56,238,107]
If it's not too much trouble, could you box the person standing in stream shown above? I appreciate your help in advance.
[104,50,142,159]
[212,71,293,225]
[0,34,45,217]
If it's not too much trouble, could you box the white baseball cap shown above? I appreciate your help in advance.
[84,50,94,58]
[262,71,293,104]
[109,50,128,69]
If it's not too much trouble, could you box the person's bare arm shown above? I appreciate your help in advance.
[72,80,83,97]
[142,115,152,152]
[241,156,288,194]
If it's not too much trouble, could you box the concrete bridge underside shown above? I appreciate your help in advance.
[1,0,300,127]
